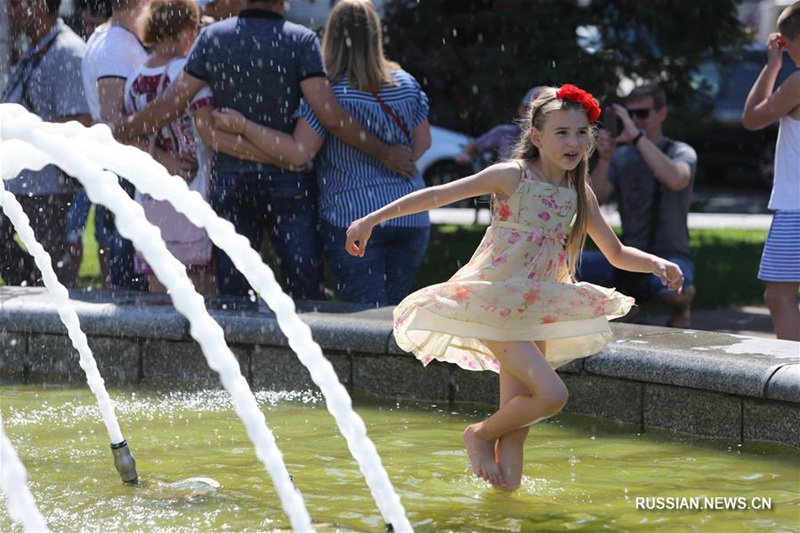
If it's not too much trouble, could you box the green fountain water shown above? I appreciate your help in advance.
[1,385,797,532]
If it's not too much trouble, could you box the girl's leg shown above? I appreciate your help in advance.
[494,341,546,491]
[463,340,568,487]
[494,370,530,490]
[764,281,800,341]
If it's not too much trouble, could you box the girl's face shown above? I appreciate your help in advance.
[532,108,591,172]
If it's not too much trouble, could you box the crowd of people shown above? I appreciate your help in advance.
[5,0,427,306]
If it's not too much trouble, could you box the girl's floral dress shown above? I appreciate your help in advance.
[393,162,634,372]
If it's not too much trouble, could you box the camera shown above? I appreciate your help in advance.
[601,106,623,137]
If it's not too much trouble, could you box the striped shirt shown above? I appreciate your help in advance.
[299,68,430,228]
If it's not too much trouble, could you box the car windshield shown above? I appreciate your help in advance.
[692,51,796,102]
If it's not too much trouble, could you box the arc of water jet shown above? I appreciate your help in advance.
[0,181,139,483]
[1,105,412,531]
[0,418,50,532]
[2,123,315,532]
[0,183,125,446]
[80,129,414,531]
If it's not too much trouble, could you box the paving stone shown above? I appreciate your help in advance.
[142,339,245,388]
[0,331,27,380]
[251,344,350,393]
[743,399,800,448]
[353,353,450,402]
[643,384,741,440]
[562,374,643,426]
[764,364,800,403]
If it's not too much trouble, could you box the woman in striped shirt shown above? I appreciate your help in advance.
[212,0,431,306]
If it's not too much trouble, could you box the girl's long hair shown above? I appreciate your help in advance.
[322,0,399,91]
[510,86,598,281]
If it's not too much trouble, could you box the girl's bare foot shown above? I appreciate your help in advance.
[463,424,504,488]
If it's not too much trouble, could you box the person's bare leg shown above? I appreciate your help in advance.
[463,424,504,487]
[494,341,547,490]
[661,285,696,328]
[464,340,568,488]
[494,369,530,490]
[764,282,800,341]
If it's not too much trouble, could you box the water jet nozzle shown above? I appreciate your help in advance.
[110,440,138,485]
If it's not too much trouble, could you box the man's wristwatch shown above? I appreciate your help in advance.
[632,130,645,146]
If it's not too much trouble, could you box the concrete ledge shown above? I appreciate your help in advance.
[1,287,797,448]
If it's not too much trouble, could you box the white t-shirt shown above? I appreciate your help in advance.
[771,116,800,211]
[124,57,214,200]
[82,24,147,122]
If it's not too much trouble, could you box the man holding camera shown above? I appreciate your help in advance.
[580,83,697,328]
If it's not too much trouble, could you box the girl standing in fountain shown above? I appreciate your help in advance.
[124,0,216,295]
[346,85,685,489]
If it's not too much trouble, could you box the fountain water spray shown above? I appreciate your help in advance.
[1,103,412,532]
[90,130,413,532]
[1,104,313,531]
[0,418,50,532]
[0,183,139,485]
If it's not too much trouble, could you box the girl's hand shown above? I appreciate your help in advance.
[212,108,246,134]
[345,217,375,257]
[654,259,684,294]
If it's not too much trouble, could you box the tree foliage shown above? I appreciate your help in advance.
[382,0,749,135]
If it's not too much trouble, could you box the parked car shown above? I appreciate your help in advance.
[679,44,796,187]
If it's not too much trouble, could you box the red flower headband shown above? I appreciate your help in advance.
[556,84,601,123]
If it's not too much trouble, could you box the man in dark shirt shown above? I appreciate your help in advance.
[580,84,697,327]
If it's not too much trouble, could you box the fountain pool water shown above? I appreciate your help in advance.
[1,385,798,532]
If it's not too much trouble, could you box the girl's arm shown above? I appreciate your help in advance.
[743,33,800,130]
[346,161,521,256]
[585,189,684,293]
[412,119,432,162]
[212,108,324,167]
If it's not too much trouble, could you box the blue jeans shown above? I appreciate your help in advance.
[211,170,324,300]
[65,188,112,248]
[321,219,430,306]
[577,251,695,299]
[106,180,147,291]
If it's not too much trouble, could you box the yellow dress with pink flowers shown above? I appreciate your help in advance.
[393,164,635,371]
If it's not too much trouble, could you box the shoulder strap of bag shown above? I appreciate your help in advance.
[648,138,676,249]
[371,91,411,143]
[3,30,60,111]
